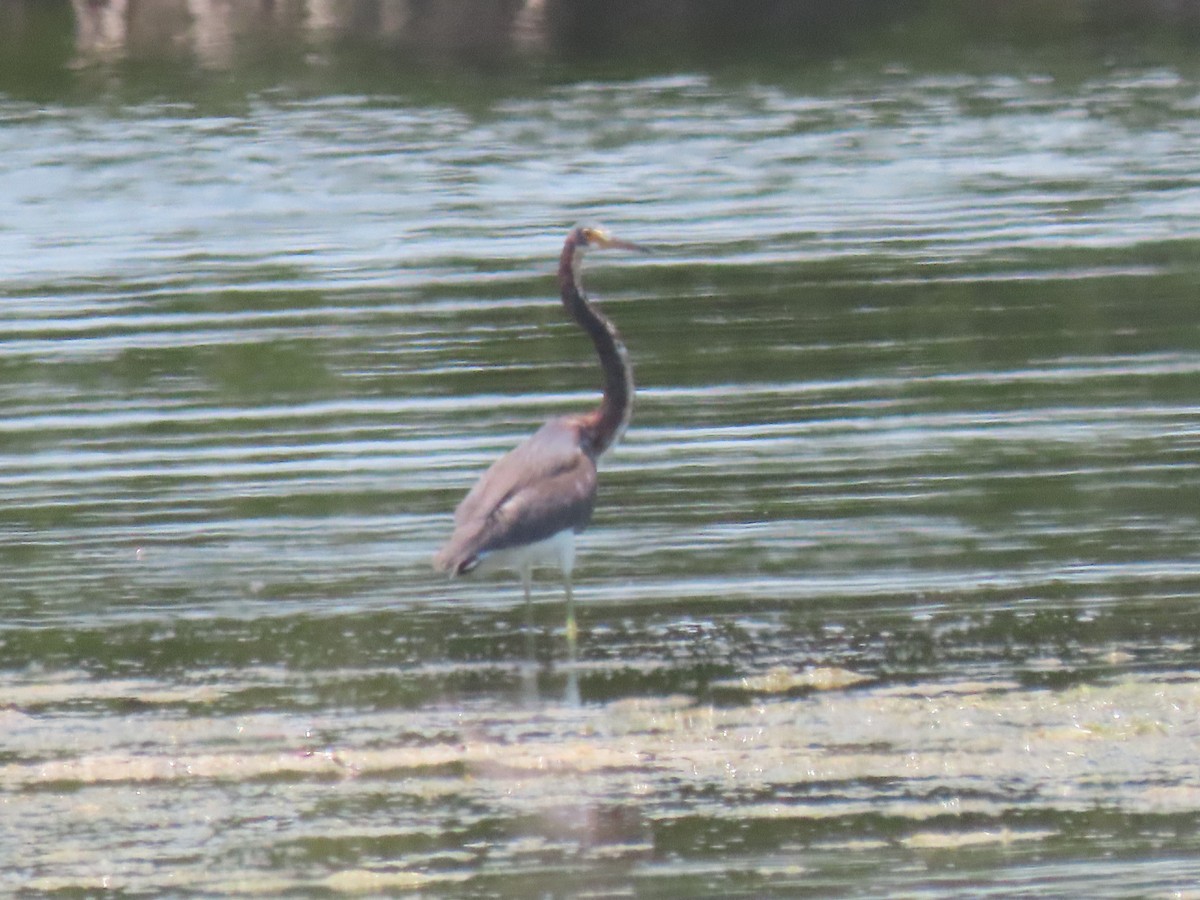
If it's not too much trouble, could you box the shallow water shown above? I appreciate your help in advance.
[3,49,1200,896]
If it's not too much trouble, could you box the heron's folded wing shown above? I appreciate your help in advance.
[435,418,598,573]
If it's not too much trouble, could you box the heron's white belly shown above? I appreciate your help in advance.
[472,529,576,577]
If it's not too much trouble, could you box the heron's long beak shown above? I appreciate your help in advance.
[594,235,649,253]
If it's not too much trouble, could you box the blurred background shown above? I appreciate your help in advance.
[3,0,1200,74]
[3,1,1200,896]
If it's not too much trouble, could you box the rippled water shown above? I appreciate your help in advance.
[4,57,1200,895]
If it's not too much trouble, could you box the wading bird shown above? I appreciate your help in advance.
[433,225,644,645]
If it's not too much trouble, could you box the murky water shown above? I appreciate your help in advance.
[4,51,1200,896]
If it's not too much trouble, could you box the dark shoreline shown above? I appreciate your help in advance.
[4,0,1200,75]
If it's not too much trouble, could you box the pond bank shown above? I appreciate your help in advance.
[4,0,1200,73]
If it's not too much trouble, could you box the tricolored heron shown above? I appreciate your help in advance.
[433,225,644,645]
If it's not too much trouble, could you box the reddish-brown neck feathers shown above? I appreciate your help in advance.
[557,230,633,458]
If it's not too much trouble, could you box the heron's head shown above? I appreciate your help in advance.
[563,225,645,294]
[573,225,645,254]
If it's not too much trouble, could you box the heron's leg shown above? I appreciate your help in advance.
[564,574,578,649]
[521,565,536,653]
[521,566,533,625]
[518,566,538,698]
[558,534,579,649]
[563,574,581,705]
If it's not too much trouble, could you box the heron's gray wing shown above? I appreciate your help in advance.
[434,418,598,574]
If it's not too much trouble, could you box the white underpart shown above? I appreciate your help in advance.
[572,244,588,295]
[471,528,576,579]
[609,336,633,451]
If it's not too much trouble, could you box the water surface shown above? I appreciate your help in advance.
[3,54,1200,895]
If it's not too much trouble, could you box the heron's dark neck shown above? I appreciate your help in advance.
[558,236,633,458]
